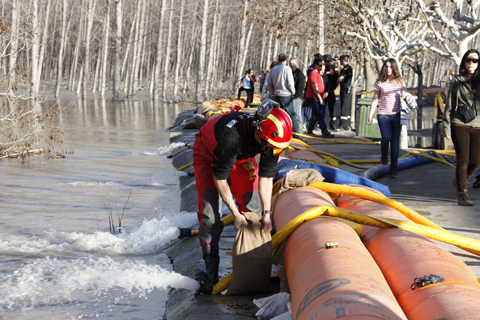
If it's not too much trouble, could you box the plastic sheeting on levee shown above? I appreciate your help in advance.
[337,189,480,320]
[273,186,407,320]
[275,159,391,197]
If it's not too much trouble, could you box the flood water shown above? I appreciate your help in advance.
[0,94,200,319]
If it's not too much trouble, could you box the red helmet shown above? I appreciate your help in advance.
[256,107,293,149]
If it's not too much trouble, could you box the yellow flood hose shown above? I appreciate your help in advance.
[293,132,376,144]
[175,162,192,172]
[409,152,455,168]
[310,182,480,256]
[289,146,373,170]
[321,207,480,255]
[308,181,442,230]
[290,138,314,149]
[168,146,190,158]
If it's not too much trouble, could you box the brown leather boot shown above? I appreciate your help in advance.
[457,189,473,206]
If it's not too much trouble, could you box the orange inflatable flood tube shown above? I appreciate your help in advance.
[273,187,407,320]
[337,190,480,319]
[281,139,324,162]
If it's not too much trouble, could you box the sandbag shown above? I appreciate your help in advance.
[227,211,272,295]
[280,168,324,193]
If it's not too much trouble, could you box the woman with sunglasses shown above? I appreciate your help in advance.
[443,49,480,206]
[367,58,406,178]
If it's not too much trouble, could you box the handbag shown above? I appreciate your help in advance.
[458,104,476,123]
[455,84,477,123]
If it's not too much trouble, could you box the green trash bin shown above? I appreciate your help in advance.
[357,98,382,139]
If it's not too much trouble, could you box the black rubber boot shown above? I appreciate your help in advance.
[196,280,214,294]
[195,255,219,284]
[195,246,220,294]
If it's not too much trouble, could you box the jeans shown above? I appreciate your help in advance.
[377,112,401,168]
[304,97,327,133]
[292,98,304,134]
[275,95,298,133]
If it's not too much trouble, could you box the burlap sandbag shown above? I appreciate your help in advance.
[227,211,272,295]
[280,168,324,193]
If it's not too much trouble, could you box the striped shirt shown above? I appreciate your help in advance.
[374,80,405,115]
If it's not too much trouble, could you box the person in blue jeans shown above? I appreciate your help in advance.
[367,58,406,178]
[302,58,334,138]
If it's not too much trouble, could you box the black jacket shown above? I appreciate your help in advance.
[212,112,279,179]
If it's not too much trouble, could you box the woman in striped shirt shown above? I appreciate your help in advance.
[367,58,406,178]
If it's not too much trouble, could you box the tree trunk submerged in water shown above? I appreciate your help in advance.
[173,0,185,98]
[234,0,248,92]
[83,0,96,99]
[113,0,123,100]
[196,0,209,102]
[8,0,18,95]
[162,0,174,98]
[100,0,111,98]
[153,0,165,100]
[37,0,52,91]
[55,0,68,98]
[31,0,39,95]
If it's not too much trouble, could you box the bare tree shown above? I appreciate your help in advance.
[55,0,68,97]
[31,0,40,94]
[1,14,70,158]
[195,0,209,101]
[8,0,19,94]
[173,0,185,98]
[36,0,52,88]
[113,0,122,99]
[153,0,166,100]
[416,0,480,65]
[236,0,248,85]
[162,0,174,98]
[83,0,96,99]
[100,0,111,97]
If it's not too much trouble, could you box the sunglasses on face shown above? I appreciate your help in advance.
[466,58,479,64]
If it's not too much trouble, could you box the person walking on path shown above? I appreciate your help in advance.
[443,49,480,206]
[303,58,334,138]
[265,53,298,133]
[367,58,406,178]
[237,70,256,107]
[337,55,353,131]
[289,58,306,134]
[192,101,293,293]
